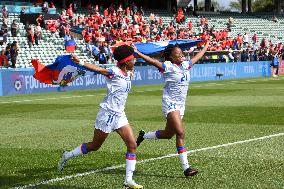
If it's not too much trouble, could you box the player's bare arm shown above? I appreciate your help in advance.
[191,41,210,64]
[133,47,163,70]
[71,54,110,76]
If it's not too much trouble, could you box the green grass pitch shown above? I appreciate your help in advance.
[0,77,284,189]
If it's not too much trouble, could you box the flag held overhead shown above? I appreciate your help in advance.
[134,39,202,55]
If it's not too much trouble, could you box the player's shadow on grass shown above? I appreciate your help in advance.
[136,171,186,179]
[0,176,25,188]
[31,185,100,189]
[102,169,185,179]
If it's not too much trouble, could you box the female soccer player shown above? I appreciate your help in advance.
[58,45,143,189]
[135,41,210,177]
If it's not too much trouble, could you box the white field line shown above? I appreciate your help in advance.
[214,83,224,86]
[193,77,283,88]
[192,79,246,88]
[12,132,284,189]
[135,89,162,93]
[246,80,257,82]
[0,95,96,104]
[0,90,162,104]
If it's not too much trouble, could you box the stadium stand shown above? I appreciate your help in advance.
[0,13,92,68]
[0,2,283,69]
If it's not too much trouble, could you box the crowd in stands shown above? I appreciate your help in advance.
[41,2,283,64]
[0,6,19,68]
[0,40,19,68]
[1,1,284,68]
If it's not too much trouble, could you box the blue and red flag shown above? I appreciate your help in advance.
[112,40,202,55]
[32,55,96,86]
[134,39,202,55]
[65,39,76,53]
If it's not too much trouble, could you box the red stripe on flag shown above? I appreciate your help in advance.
[31,59,60,84]
[65,46,76,53]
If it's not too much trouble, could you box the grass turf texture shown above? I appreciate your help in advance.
[0,77,284,189]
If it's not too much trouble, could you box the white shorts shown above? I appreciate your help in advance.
[162,101,185,119]
[94,108,129,133]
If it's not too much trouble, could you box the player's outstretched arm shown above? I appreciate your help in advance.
[191,41,210,64]
[134,47,163,70]
[72,54,110,76]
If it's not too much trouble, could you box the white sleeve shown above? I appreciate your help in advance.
[161,61,174,73]
[106,67,117,78]
[183,60,193,70]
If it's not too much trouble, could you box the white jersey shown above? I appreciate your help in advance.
[99,67,131,115]
[161,60,193,117]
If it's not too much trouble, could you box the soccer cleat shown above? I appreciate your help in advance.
[184,167,198,177]
[123,180,143,189]
[136,130,145,146]
[58,151,68,171]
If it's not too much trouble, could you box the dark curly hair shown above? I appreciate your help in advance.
[113,45,134,63]
[163,44,180,61]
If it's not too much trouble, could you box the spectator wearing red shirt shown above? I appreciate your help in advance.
[104,8,109,17]
[221,40,227,50]
[176,8,185,24]
[49,22,57,33]
[126,7,130,16]
[178,29,184,39]
[83,30,92,43]
[188,21,193,31]
[64,24,70,35]
[67,4,73,20]
[236,34,243,47]
[158,17,163,27]
[215,31,222,41]
[260,38,267,49]
[226,38,233,49]
[221,30,228,40]
[252,33,258,44]
[155,34,161,41]
[49,2,55,8]
[0,49,8,67]
[36,14,44,28]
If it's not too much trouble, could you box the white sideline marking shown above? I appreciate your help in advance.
[136,89,162,93]
[0,95,96,104]
[206,83,217,85]
[12,132,284,189]
[0,89,162,104]
[246,80,256,82]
